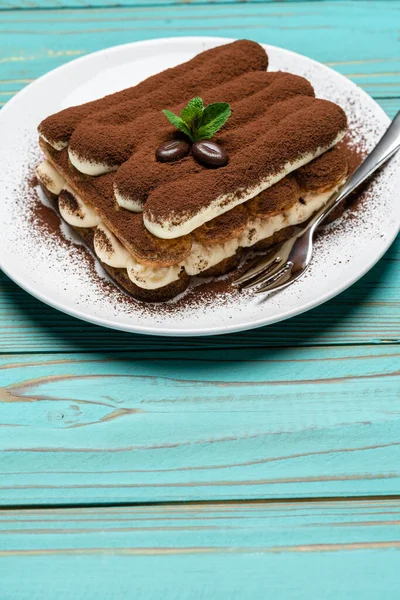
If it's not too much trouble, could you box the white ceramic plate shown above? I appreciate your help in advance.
[1,37,399,336]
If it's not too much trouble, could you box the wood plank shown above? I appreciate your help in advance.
[1,346,399,505]
[2,237,399,352]
[0,0,316,10]
[0,0,378,9]
[0,2,399,98]
[1,500,400,598]
[378,96,400,118]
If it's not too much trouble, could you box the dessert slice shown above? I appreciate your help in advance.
[35,39,350,303]
[113,72,314,211]
[39,40,268,170]
[36,145,348,301]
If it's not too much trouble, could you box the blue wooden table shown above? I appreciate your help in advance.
[1,1,399,597]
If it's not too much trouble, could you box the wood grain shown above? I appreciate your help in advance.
[0,0,378,10]
[1,346,399,505]
[1,500,400,598]
[0,2,399,99]
[0,0,400,592]
[1,2,400,596]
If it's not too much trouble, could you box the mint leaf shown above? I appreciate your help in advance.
[195,102,231,141]
[162,99,231,142]
[181,97,204,130]
[162,110,193,140]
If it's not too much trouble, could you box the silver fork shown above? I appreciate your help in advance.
[234,110,400,295]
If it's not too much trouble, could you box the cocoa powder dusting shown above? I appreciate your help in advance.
[115,85,315,211]
[247,175,300,217]
[41,65,324,251]
[28,173,38,188]
[95,227,113,254]
[59,189,80,216]
[143,98,347,226]
[295,146,349,192]
[28,39,383,314]
[18,127,366,318]
[30,194,63,237]
[128,213,192,266]
[69,70,312,172]
[39,40,268,149]
[193,205,248,245]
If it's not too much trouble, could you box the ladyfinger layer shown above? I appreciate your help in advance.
[36,145,348,295]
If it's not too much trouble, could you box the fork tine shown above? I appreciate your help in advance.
[255,261,294,294]
[240,257,286,289]
[233,253,282,287]
[241,260,286,290]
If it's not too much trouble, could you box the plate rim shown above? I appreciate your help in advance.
[1,35,398,337]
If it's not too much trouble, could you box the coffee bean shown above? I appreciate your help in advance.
[156,139,191,163]
[192,141,229,168]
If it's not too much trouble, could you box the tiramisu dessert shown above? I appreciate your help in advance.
[35,39,349,302]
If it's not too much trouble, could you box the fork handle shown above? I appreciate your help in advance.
[307,110,400,233]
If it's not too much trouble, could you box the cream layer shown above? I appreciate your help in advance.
[38,160,343,290]
[35,160,66,195]
[142,131,346,239]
